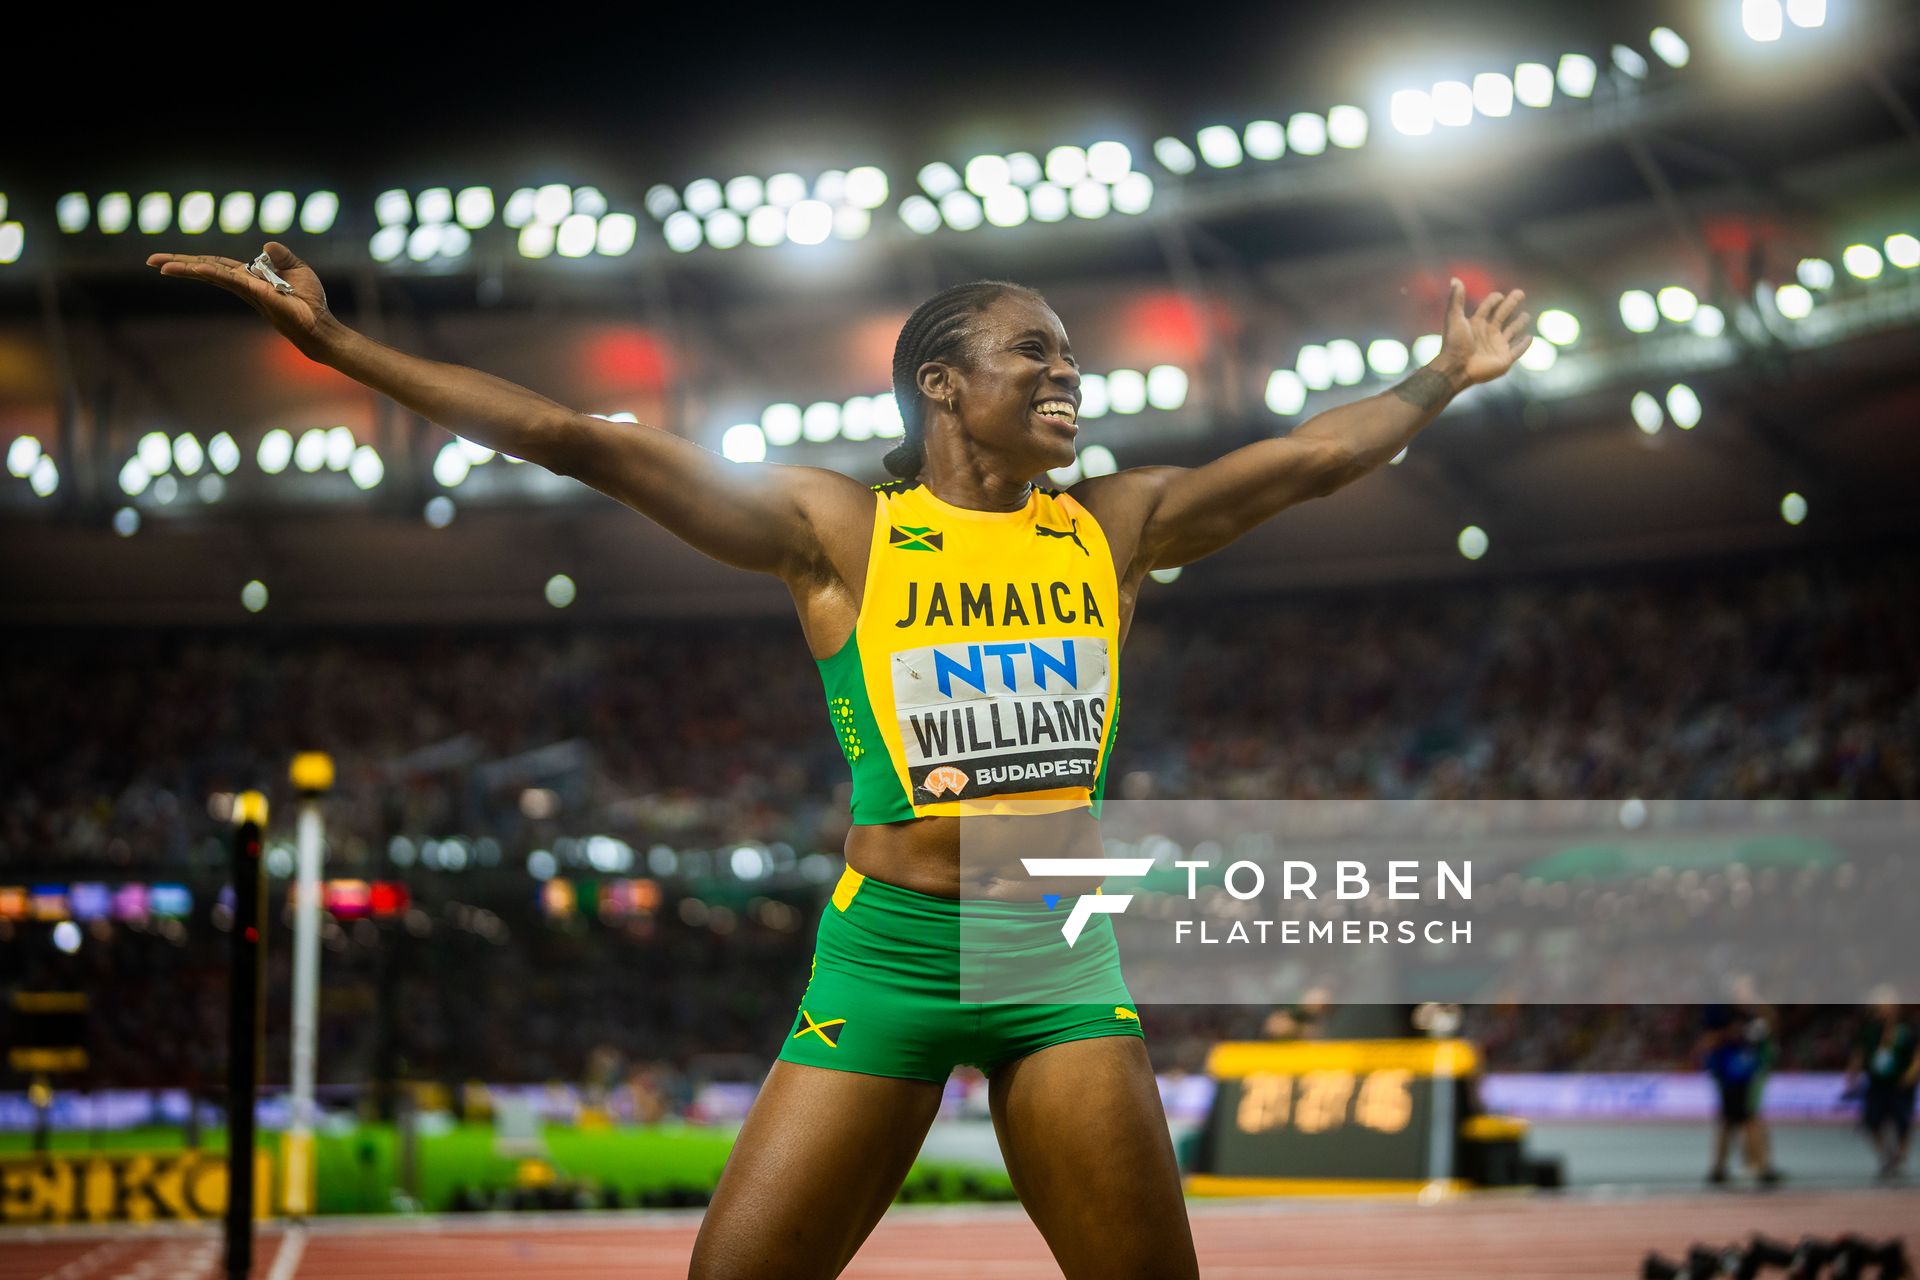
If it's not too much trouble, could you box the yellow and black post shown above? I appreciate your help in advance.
[225,790,268,1280]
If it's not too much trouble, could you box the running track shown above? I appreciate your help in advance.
[4,1191,1915,1279]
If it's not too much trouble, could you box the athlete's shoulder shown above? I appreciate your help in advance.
[869,477,922,495]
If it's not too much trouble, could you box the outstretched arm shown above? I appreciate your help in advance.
[1077,279,1531,575]
[145,242,865,579]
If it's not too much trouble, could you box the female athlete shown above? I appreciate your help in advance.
[148,242,1531,1278]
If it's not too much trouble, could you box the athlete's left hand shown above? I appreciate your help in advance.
[1437,277,1533,386]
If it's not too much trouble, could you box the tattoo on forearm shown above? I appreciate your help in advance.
[1391,368,1453,411]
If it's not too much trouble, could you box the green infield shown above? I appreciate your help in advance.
[0,1123,1015,1214]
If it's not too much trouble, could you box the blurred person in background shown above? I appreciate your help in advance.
[1699,979,1784,1187]
[1848,988,1918,1180]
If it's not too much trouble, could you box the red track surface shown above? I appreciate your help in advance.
[4,1191,1915,1279]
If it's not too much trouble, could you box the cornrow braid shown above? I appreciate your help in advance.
[884,279,1044,480]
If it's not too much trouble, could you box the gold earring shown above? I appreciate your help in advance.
[946,396,956,414]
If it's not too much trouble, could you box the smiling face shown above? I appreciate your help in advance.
[921,291,1083,479]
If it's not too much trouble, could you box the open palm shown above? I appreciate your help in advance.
[1440,277,1533,386]
[145,241,330,354]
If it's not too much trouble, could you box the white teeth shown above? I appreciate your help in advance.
[1036,401,1076,421]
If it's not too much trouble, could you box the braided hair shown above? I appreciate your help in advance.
[884,279,1045,480]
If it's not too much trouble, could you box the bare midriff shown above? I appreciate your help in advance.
[844,809,1106,901]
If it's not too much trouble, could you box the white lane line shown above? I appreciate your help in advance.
[265,1226,308,1280]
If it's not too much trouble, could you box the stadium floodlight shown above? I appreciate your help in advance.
[1743,0,1784,41]
[119,456,151,495]
[197,474,222,504]
[721,424,766,463]
[1780,491,1807,524]
[1366,338,1410,376]
[217,191,255,234]
[1028,183,1069,223]
[424,495,456,528]
[1691,304,1726,337]
[873,393,905,438]
[325,425,355,471]
[178,192,215,234]
[1047,454,1083,487]
[813,170,848,204]
[1148,566,1182,584]
[802,400,841,443]
[456,436,494,464]
[6,434,37,477]
[841,396,875,441]
[899,195,942,235]
[917,161,962,198]
[1537,309,1580,345]
[1649,27,1691,67]
[1078,373,1110,419]
[535,183,575,223]
[940,190,985,231]
[1087,140,1132,183]
[1610,44,1650,80]
[704,209,746,249]
[151,470,176,503]
[260,191,296,234]
[407,225,443,261]
[556,213,597,257]
[504,188,539,228]
[544,576,576,608]
[1146,365,1189,410]
[257,428,293,475]
[436,223,466,261]
[137,192,172,234]
[596,213,637,256]
[572,186,609,218]
[1006,152,1043,187]
[114,506,140,537]
[1457,525,1489,560]
[1107,368,1147,414]
[1885,233,1920,269]
[845,166,889,209]
[1243,120,1285,161]
[1196,125,1245,168]
[1796,257,1835,289]
[1518,337,1557,371]
[432,441,471,487]
[1472,73,1514,118]
[1786,0,1826,26]
[1068,180,1111,220]
[1327,105,1369,148]
[766,173,807,206]
[1266,369,1307,415]
[1514,62,1554,108]
[138,431,171,475]
[965,154,1012,196]
[1326,338,1365,386]
[1154,136,1198,173]
[1412,333,1443,364]
[788,200,835,244]
[414,188,452,226]
[243,579,270,615]
[57,192,89,232]
[172,432,204,476]
[747,205,787,246]
[98,192,132,234]
[1390,89,1435,136]
[1618,289,1659,333]
[1111,172,1154,215]
[1630,390,1664,434]
[300,190,340,233]
[0,222,17,264]
[294,427,328,473]
[1296,344,1334,391]
[643,184,680,220]
[348,445,384,490]
[209,431,240,475]
[1431,81,1473,127]
[370,226,406,263]
[1557,53,1598,98]
[984,186,1029,228]
[1666,383,1702,429]
[28,455,57,497]
[375,189,412,227]
[1656,285,1698,323]
[455,186,494,229]
[1842,243,1884,280]
[1045,145,1089,186]
[1774,283,1814,318]
[1286,112,1328,156]
[1389,446,1408,465]
[663,211,703,252]
[1081,444,1118,477]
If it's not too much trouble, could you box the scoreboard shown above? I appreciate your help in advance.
[1186,1039,1480,1195]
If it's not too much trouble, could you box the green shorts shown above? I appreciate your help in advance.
[778,867,1144,1083]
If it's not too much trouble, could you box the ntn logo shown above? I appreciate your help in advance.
[930,639,1085,698]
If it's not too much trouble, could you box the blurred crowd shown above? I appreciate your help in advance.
[1,548,1915,1088]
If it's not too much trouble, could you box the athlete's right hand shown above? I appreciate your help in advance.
[145,241,333,355]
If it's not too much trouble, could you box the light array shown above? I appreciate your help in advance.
[372,186,484,263]
[1741,0,1828,42]
[1157,105,1368,176]
[647,167,886,253]
[1265,329,1500,416]
[115,430,241,504]
[57,189,336,237]
[1629,383,1703,435]
[432,434,526,487]
[900,143,1151,235]
[0,192,20,266]
[6,432,58,497]
[506,185,641,260]
[1766,230,1919,320]
[1616,285,1726,337]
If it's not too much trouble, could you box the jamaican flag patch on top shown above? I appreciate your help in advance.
[889,525,943,552]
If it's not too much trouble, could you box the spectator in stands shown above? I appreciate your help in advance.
[1848,988,1919,1180]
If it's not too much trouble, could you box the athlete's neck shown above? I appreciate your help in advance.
[919,468,1033,513]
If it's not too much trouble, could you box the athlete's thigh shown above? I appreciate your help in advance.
[987,1035,1198,1280]
[689,1059,942,1280]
